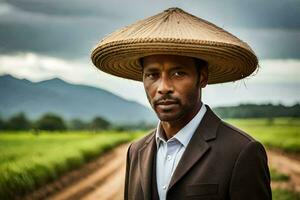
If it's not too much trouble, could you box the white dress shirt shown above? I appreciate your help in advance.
[155,103,207,200]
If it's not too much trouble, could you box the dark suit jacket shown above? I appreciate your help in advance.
[124,105,272,200]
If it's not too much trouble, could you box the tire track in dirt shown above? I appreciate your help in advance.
[82,158,126,200]
[47,143,128,200]
[24,143,129,200]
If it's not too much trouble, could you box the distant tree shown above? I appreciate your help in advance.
[36,113,67,131]
[213,103,300,119]
[69,118,89,130]
[90,116,110,131]
[112,121,155,132]
[6,112,31,130]
[0,117,5,130]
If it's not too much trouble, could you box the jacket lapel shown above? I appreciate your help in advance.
[138,131,156,200]
[168,106,221,190]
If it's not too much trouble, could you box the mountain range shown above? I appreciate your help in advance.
[0,75,156,124]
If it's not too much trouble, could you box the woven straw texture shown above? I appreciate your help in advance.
[91,7,258,84]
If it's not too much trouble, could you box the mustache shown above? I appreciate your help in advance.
[153,95,180,106]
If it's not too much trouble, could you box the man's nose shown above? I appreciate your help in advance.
[157,75,174,94]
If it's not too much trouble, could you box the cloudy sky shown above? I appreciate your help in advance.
[0,0,299,107]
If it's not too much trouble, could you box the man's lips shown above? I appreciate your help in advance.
[156,99,178,105]
[155,99,179,110]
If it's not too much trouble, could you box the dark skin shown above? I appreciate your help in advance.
[142,54,208,140]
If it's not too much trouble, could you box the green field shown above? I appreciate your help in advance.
[0,131,141,200]
[0,118,299,200]
[270,167,290,182]
[273,189,300,200]
[227,118,300,153]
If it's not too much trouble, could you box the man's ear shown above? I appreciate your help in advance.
[199,65,208,88]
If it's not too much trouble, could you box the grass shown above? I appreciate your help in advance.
[0,131,141,200]
[273,189,300,200]
[226,118,300,153]
[270,167,290,182]
[270,169,299,200]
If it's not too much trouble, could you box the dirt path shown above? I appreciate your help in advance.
[47,143,128,200]
[267,149,300,192]
[25,143,129,200]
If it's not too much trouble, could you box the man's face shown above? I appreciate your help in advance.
[142,54,208,122]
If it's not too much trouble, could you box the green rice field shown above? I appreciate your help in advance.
[0,118,299,199]
[0,131,140,200]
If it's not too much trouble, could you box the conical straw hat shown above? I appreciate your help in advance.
[91,7,258,84]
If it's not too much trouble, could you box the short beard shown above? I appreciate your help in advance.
[146,85,201,122]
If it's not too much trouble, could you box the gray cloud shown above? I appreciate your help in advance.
[0,0,299,59]
[232,28,300,59]
[189,0,300,29]
[5,0,300,28]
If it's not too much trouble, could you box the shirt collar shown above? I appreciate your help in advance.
[155,103,207,148]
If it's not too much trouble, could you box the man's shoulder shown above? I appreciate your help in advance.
[220,120,255,140]
[205,105,257,145]
[128,129,156,153]
[216,120,267,159]
[217,120,259,147]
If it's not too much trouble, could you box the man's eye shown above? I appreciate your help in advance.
[174,71,186,77]
[145,73,159,79]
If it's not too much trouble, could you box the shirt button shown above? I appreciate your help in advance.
[167,155,172,161]
[163,185,167,190]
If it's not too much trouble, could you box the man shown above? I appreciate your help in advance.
[91,7,272,200]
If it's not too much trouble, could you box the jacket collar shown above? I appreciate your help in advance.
[138,105,221,199]
[168,105,221,189]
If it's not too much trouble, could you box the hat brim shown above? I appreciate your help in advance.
[91,38,258,84]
